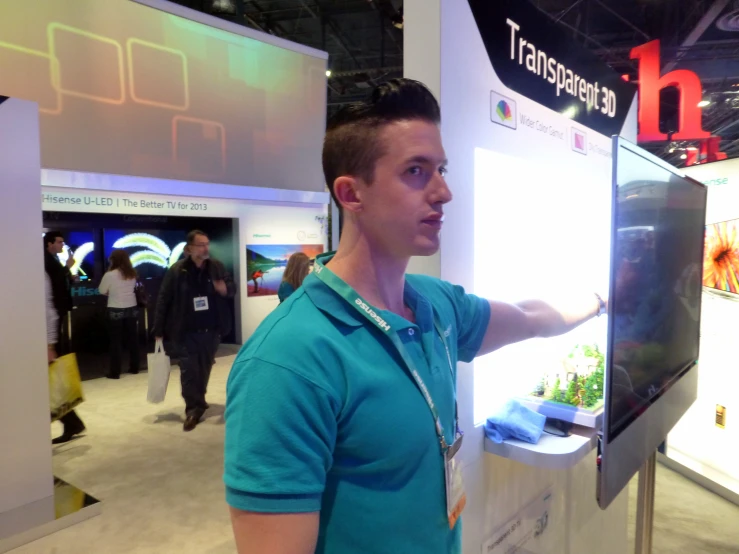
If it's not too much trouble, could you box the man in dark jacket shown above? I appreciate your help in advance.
[153,230,236,431]
[44,231,86,444]
[44,231,74,346]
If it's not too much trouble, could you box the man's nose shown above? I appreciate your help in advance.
[432,174,453,204]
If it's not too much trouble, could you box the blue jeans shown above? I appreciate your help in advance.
[107,307,140,377]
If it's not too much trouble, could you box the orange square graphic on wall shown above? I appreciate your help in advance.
[127,39,189,111]
[0,45,61,114]
[172,115,226,179]
[48,24,125,104]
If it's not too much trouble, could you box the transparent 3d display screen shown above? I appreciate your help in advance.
[607,147,705,440]
[472,147,612,423]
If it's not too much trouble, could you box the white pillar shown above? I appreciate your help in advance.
[0,98,55,540]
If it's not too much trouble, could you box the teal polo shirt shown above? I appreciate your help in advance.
[224,256,490,554]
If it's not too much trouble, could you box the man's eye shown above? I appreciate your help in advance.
[408,166,422,176]
[439,167,448,177]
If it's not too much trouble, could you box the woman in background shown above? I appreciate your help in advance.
[278,252,311,303]
[98,249,140,379]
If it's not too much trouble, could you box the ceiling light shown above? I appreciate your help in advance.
[669,147,675,153]
[680,154,687,159]
[561,106,578,119]
[207,0,239,15]
[697,100,711,107]
[326,70,332,78]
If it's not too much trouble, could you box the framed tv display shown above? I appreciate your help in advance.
[597,137,707,509]
[703,218,739,298]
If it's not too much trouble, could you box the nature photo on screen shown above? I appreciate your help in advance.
[246,244,324,297]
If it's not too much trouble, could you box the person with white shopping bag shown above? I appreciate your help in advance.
[44,231,86,444]
[147,338,171,403]
[152,230,236,431]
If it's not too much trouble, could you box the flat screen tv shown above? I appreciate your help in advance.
[103,229,188,280]
[43,229,96,281]
[597,137,706,509]
[703,218,739,297]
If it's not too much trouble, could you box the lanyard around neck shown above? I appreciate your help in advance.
[313,256,459,452]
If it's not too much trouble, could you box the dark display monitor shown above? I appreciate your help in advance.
[598,137,706,509]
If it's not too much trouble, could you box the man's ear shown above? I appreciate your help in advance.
[333,176,363,213]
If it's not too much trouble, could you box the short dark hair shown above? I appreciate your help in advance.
[43,231,63,249]
[186,230,208,245]
[322,79,441,206]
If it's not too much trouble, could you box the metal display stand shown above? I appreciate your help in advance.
[634,451,657,554]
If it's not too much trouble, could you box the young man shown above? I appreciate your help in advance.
[153,230,236,431]
[44,231,86,444]
[224,80,606,554]
[43,231,74,349]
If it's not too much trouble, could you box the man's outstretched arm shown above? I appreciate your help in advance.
[477,294,603,356]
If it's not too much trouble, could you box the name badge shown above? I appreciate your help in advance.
[444,434,466,529]
[193,296,209,311]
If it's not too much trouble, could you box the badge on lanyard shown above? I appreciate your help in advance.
[193,296,209,311]
[444,433,466,529]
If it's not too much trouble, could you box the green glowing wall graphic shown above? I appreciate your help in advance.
[0,0,327,191]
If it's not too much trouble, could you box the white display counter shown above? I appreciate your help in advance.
[484,426,598,471]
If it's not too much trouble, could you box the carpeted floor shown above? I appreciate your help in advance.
[9,353,739,553]
[627,464,739,554]
[11,355,239,554]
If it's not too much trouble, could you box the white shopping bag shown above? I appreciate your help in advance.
[147,339,171,404]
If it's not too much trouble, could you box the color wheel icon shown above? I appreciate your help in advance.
[490,91,517,130]
[496,100,513,122]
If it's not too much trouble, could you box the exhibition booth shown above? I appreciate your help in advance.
[40,174,328,379]
[0,0,329,550]
[0,0,718,552]
[406,1,705,553]
[664,157,739,506]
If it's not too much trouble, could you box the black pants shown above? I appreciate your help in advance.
[57,313,70,356]
[53,311,84,435]
[175,331,220,417]
[107,307,140,377]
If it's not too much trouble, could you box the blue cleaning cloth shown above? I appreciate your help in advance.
[484,399,547,444]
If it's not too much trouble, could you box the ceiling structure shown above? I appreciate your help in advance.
[170,0,739,166]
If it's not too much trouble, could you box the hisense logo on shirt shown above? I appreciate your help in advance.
[355,298,391,331]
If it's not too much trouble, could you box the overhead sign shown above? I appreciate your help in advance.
[467,0,636,137]
[630,40,710,143]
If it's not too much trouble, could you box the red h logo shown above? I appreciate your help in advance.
[630,40,710,142]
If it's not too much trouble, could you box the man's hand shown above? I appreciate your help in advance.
[48,345,57,364]
[214,279,228,297]
[65,255,75,269]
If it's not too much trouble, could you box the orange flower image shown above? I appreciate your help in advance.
[704,220,739,293]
